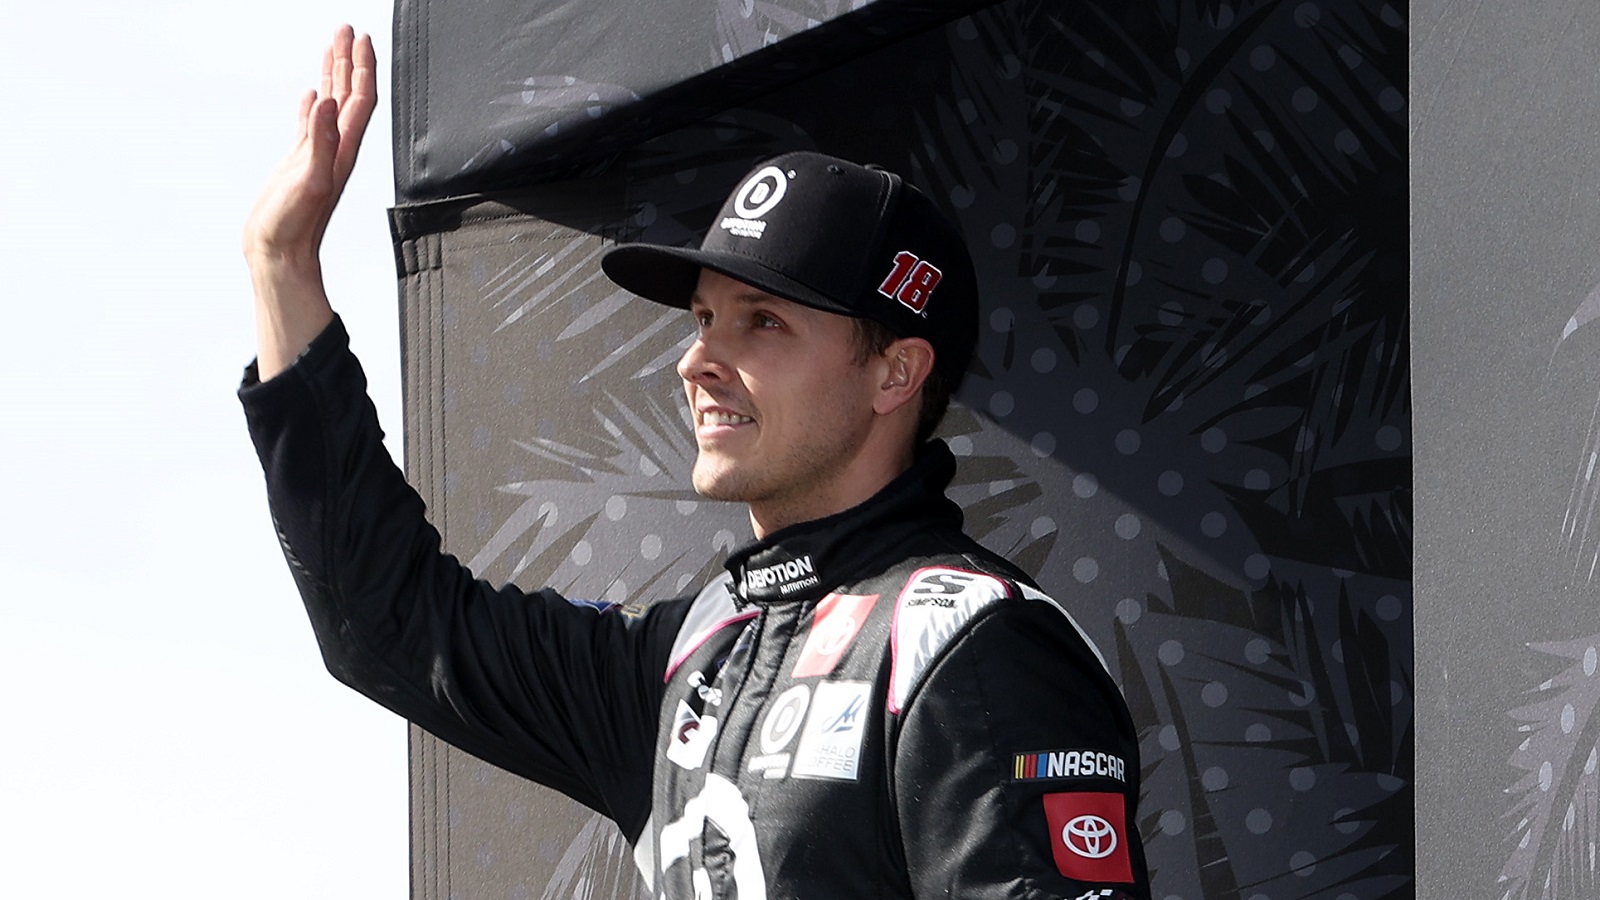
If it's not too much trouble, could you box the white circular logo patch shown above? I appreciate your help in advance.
[1063,814,1118,859]
[734,166,789,220]
[759,685,810,754]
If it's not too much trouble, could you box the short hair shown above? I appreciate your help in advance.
[850,317,957,446]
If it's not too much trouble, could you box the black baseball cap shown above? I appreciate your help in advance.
[601,151,979,385]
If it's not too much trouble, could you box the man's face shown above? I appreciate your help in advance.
[678,269,882,531]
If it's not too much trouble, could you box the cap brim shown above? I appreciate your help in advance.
[601,243,858,319]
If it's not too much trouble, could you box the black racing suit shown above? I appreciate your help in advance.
[241,318,1149,899]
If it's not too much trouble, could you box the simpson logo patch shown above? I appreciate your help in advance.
[793,593,878,677]
[888,567,1009,713]
[1041,792,1135,884]
[1014,749,1126,783]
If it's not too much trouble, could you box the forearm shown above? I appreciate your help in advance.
[248,250,335,381]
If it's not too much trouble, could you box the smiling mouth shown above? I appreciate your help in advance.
[701,410,755,427]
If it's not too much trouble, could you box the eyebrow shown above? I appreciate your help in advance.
[687,287,791,309]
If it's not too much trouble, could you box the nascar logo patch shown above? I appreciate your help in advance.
[1014,749,1126,782]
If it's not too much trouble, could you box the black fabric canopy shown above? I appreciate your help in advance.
[393,0,996,199]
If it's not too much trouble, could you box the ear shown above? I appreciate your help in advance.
[872,337,936,417]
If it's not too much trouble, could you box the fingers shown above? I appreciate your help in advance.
[319,41,333,106]
[334,34,378,176]
[320,25,355,102]
[331,25,354,105]
[337,32,377,124]
[300,25,375,182]
[353,32,377,99]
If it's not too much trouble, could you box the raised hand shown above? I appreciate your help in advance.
[244,26,378,379]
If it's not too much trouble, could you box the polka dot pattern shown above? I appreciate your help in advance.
[1074,558,1099,583]
[420,1,1415,896]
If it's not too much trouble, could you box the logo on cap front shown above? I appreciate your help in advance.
[720,165,789,240]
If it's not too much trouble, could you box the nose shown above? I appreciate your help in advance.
[676,331,727,385]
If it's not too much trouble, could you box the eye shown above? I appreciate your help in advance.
[693,309,713,329]
[752,310,783,329]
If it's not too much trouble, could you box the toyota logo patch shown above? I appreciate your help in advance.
[1062,814,1118,859]
[1041,791,1135,883]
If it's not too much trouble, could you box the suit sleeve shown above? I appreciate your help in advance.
[238,317,678,840]
[892,598,1149,899]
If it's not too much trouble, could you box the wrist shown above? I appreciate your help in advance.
[244,241,322,281]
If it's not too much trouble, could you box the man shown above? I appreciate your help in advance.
[242,27,1148,899]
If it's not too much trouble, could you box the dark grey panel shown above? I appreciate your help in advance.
[1415,2,1600,898]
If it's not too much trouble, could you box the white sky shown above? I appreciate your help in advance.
[0,3,410,895]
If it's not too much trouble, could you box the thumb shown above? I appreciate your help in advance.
[306,97,340,189]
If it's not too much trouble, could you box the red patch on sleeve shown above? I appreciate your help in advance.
[792,593,877,677]
[1041,792,1135,884]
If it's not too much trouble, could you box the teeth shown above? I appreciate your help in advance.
[703,411,754,426]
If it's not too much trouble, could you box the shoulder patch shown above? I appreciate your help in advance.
[664,574,756,683]
[1042,791,1136,884]
[888,567,1011,713]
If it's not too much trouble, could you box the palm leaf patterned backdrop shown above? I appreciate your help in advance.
[1498,291,1600,894]
[396,1,1409,897]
